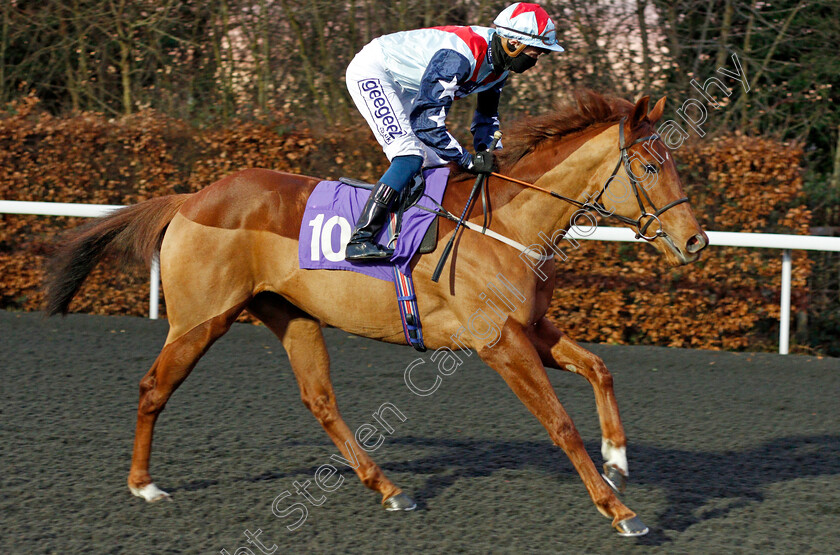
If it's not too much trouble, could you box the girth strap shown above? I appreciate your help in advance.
[393,266,426,352]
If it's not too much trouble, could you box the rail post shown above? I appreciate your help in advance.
[779,249,792,355]
[150,254,160,320]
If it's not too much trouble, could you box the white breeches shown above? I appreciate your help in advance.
[345,42,446,167]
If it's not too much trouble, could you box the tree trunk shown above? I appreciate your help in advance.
[748,0,806,92]
[0,1,7,105]
[280,0,332,122]
[831,125,840,192]
[692,0,715,78]
[59,14,80,112]
[109,0,133,115]
[739,0,758,128]
[714,0,733,70]
[308,0,345,121]
[256,0,271,113]
[119,39,132,115]
[665,3,683,79]
[568,0,617,91]
[398,0,408,30]
[637,0,651,92]
[212,0,236,120]
[348,0,360,53]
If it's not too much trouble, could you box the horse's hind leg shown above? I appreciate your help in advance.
[479,319,647,536]
[247,294,414,510]
[128,302,246,501]
[525,317,630,493]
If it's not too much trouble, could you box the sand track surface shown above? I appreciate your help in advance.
[2,310,838,553]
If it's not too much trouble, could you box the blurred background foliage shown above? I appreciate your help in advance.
[1,0,838,354]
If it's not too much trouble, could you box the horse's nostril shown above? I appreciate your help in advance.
[686,233,707,254]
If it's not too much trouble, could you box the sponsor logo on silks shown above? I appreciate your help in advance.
[358,78,405,144]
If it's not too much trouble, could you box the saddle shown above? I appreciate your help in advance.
[299,167,453,352]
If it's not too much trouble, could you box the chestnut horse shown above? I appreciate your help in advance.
[45,93,707,537]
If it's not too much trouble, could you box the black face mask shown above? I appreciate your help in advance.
[490,33,539,74]
[509,53,538,73]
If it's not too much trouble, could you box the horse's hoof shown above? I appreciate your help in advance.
[383,492,416,511]
[615,516,649,537]
[602,464,627,494]
[129,483,171,502]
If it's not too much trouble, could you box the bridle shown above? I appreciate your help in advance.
[491,116,689,241]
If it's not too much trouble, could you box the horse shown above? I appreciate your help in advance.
[44,92,708,537]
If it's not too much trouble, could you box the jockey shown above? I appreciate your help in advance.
[344,2,564,261]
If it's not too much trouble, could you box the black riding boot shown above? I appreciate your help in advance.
[345,182,399,261]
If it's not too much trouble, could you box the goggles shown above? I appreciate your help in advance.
[495,24,560,47]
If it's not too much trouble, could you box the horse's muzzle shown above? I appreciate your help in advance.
[686,231,708,255]
[660,230,708,265]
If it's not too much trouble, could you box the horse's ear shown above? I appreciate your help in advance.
[648,96,667,124]
[630,96,650,126]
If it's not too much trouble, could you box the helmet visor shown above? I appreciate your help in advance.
[495,24,565,52]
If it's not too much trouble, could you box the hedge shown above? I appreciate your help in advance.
[0,96,812,352]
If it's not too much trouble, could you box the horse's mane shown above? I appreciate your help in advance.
[452,90,635,178]
[496,90,633,167]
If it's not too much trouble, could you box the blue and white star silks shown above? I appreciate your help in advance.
[443,133,463,153]
[437,75,459,100]
[428,105,463,154]
[348,25,510,166]
[428,107,447,128]
[409,44,505,164]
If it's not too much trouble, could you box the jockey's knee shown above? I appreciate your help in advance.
[380,155,423,193]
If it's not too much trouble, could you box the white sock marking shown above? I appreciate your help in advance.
[601,439,628,476]
[130,483,170,502]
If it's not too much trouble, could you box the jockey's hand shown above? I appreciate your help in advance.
[459,150,495,174]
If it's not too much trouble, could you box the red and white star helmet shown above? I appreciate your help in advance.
[493,2,564,52]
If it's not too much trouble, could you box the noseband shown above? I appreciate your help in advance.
[491,116,689,241]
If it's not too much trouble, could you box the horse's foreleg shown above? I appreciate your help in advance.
[128,302,246,501]
[248,295,414,511]
[480,319,647,536]
[525,317,629,493]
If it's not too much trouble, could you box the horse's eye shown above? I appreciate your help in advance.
[644,164,659,174]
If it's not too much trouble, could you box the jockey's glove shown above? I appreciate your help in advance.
[459,150,495,174]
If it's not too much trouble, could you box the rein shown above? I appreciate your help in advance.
[414,117,689,264]
[491,116,688,241]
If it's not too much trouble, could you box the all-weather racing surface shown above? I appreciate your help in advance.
[2,309,839,554]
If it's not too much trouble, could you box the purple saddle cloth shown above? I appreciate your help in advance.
[298,167,449,281]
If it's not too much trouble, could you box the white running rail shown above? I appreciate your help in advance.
[3,200,840,354]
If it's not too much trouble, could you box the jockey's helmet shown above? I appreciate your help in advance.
[493,3,565,54]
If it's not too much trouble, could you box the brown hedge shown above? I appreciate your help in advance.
[0,97,811,351]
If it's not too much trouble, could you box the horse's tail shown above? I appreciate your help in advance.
[44,194,190,316]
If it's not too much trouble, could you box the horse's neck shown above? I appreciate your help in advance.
[495,125,618,245]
